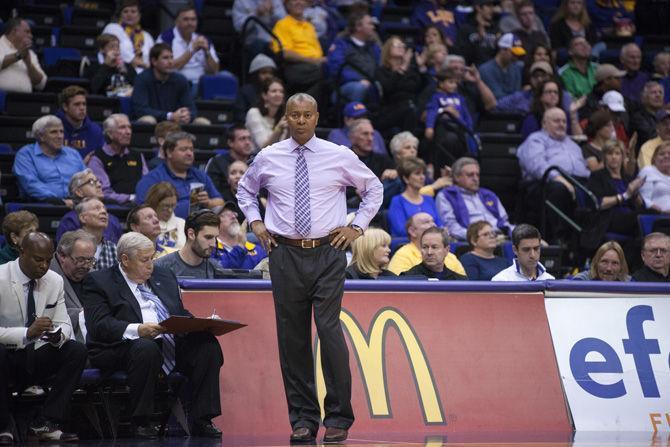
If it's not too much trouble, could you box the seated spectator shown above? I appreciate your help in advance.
[437,157,513,241]
[652,51,670,103]
[89,33,137,96]
[224,160,249,207]
[492,224,555,281]
[583,140,644,251]
[401,226,467,280]
[412,2,457,47]
[631,232,670,282]
[416,25,449,57]
[559,36,597,99]
[582,109,615,171]
[639,109,670,169]
[387,212,466,276]
[328,102,387,157]
[50,230,98,343]
[0,210,38,264]
[135,131,223,218]
[519,44,556,87]
[87,114,148,205]
[271,0,326,106]
[82,231,224,439]
[233,54,278,122]
[509,1,550,52]
[549,0,598,50]
[572,240,630,280]
[127,204,177,258]
[479,33,525,100]
[0,233,86,444]
[102,0,155,71]
[587,0,634,37]
[75,197,117,270]
[579,63,627,121]
[155,210,225,277]
[389,131,419,163]
[373,36,423,138]
[303,0,338,66]
[132,43,207,125]
[619,43,650,102]
[521,80,582,140]
[345,227,396,279]
[56,86,105,160]
[638,142,670,213]
[444,54,497,118]
[212,203,266,269]
[425,68,476,168]
[327,10,380,103]
[0,17,46,93]
[631,81,665,148]
[599,90,631,146]
[233,0,286,56]
[144,181,186,249]
[56,170,123,243]
[245,77,288,151]
[350,119,395,182]
[459,221,511,280]
[516,107,590,241]
[156,5,221,97]
[497,61,565,114]
[206,124,253,200]
[147,121,181,169]
[13,115,86,205]
[455,0,499,66]
[388,157,442,237]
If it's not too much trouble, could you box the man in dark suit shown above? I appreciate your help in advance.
[81,232,223,439]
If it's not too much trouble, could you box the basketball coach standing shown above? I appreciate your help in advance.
[237,93,383,443]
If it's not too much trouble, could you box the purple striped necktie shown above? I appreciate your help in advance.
[294,145,311,237]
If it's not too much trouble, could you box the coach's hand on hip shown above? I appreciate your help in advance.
[251,220,278,252]
[330,226,362,250]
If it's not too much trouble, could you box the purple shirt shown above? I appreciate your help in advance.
[87,144,149,204]
[516,130,590,182]
[237,135,383,239]
[620,70,650,103]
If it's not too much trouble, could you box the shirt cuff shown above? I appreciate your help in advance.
[123,323,140,340]
[23,328,28,346]
[350,214,369,231]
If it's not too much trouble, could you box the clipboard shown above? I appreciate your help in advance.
[160,316,247,336]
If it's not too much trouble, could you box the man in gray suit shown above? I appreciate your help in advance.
[50,230,97,343]
[0,233,87,443]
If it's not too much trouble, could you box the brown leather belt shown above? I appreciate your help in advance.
[273,234,334,249]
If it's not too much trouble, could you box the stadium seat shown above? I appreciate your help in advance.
[4,92,58,118]
[478,133,523,215]
[67,5,113,30]
[87,95,121,122]
[638,214,668,236]
[194,99,234,125]
[199,73,239,101]
[0,116,39,149]
[42,47,81,67]
[477,112,525,134]
[59,26,100,57]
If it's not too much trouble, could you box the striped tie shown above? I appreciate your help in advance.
[294,145,311,237]
[138,284,175,375]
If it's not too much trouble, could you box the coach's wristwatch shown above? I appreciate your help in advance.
[350,224,363,236]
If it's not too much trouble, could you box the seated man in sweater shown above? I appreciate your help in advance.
[56,85,105,160]
[401,226,467,280]
[436,157,513,241]
[87,114,148,205]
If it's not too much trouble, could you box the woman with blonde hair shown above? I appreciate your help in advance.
[345,228,396,279]
[144,181,186,249]
[573,241,630,281]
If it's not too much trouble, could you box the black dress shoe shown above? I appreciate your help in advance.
[290,427,315,443]
[0,432,13,445]
[133,424,159,440]
[191,422,222,438]
[323,427,348,443]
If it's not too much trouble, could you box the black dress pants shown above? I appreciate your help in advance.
[268,243,354,433]
[0,340,87,430]
[89,332,223,424]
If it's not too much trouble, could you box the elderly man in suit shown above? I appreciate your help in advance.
[0,233,87,444]
[81,232,223,439]
[49,230,97,343]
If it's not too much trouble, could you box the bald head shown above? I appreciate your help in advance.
[542,107,567,140]
[19,232,54,280]
[620,43,642,72]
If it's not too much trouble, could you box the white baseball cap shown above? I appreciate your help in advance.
[600,90,626,112]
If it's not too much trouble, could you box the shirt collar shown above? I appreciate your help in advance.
[32,142,62,157]
[163,162,195,180]
[102,143,129,157]
[118,264,141,291]
[14,260,32,286]
[350,36,365,46]
[513,258,546,280]
[289,135,318,152]
[174,26,197,45]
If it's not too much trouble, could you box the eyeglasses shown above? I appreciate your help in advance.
[543,89,559,94]
[68,255,97,267]
[77,178,101,188]
[644,247,669,255]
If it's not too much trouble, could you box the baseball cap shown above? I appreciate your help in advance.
[248,54,277,74]
[343,102,368,118]
[656,108,670,121]
[497,33,526,57]
[600,90,626,112]
[530,61,553,75]
[212,201,240,215]
[594,64,626,83]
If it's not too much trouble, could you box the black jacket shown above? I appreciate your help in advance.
[401,263,467,280]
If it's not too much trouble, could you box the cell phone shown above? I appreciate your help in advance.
[40,325,62,341]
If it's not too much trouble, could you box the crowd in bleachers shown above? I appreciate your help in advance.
[1,0,670,440]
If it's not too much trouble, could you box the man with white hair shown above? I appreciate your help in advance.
[87,113,148,204]
[620,42,650,102]
[82,232,224,438]
[13,115,86,205]
[75,197,117,270]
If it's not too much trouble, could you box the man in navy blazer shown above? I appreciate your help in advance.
[81,232,223,439]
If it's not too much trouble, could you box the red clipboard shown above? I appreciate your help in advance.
[159,316,247,336]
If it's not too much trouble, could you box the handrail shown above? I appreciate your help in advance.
[540,165,598,235]
[240,16,283,85]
